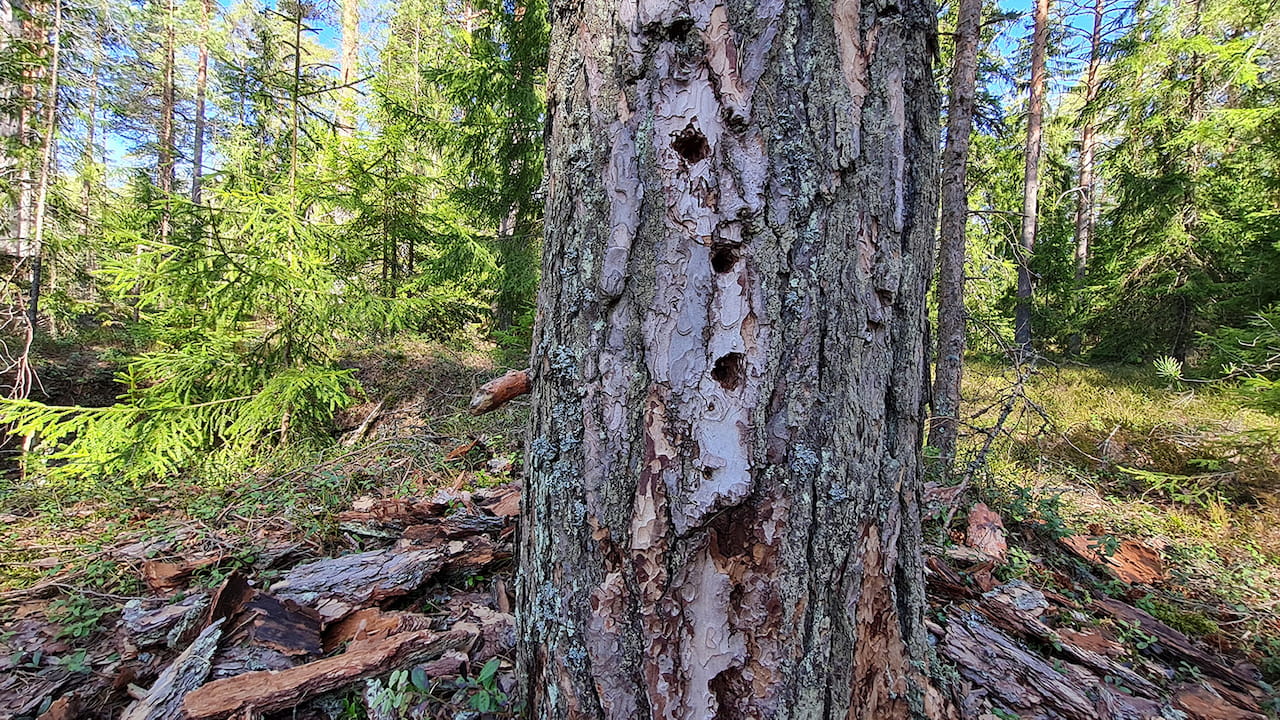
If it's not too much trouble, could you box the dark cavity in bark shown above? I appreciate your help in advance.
[672,123,711,163]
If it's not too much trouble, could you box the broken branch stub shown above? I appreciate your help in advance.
[467,369,530,415]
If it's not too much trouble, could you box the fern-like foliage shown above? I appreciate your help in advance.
[0,346,358,491]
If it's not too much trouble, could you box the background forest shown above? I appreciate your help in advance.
[0,0,1278,715]
[0,0,1275,486]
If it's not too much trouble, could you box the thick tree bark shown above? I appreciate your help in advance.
[928,0,984,463]
[1067,0,1104,356]
[1014,0,1049,352]
[517,0,944,715]
[192,0,211,204]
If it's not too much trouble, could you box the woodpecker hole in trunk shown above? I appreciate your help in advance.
[672,124,711,164]
[711,353,746,391]
[710,244,738,272]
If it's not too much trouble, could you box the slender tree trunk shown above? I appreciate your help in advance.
[928,0,984,464]
[191,0,211,204]
[1171,0,1204,360]
[289,6,301,199]
[518,0,948,716]
[1014,0,1050,352]
[28,0,61,331]
[1068,0,1104,356]
[3,0,35,260]
[82,37,98,240]
[492,202,523,329]
[0,0,24,256]
[158,0,176,245]
[337,0,358,135]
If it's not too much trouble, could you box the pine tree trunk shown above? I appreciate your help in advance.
[0,0,24,257]
[1014,0,1050,352]
[158,0,176,244]
[1067,0,1103,357]
[338,0,359,135]
[1171,0,1204,360]
[82,37,98,240]
[517,0,947,715]
[3,0,35,260]
[289,6,301,198]
[28,0,61,330]
[928,0,984,464]
[192,0,211,204]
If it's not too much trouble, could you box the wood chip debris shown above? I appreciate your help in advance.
[7,481,1274,720]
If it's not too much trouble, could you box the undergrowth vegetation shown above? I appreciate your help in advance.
[957,359,1280,678]
[0,337,527,595]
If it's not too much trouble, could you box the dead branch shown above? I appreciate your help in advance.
[181,626,478,720]
[468,369,530,415]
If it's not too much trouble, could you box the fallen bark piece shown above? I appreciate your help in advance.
[940,611,1101,718]
[467,369,530,415]
[339,498,433,538]
[444,438,484,462]
[440,535,507,573]
[1062,535,1166,584]
[941,609,1167,720]
[119,618,224,720]
[468,606,515,663]
[182,625,479,720]
[323,608,435,654]
[205,571,254,629]
[227,591,323,657]
[1173,682,1267,720]
[341,400,385,446]
[270,547,446,623]
[925,555,976,601]
[922,481,964,514]
[1095,597,1259,695]
[402,514,507,543]
[209,645,297,680]
[1058,627,1126,658]
[122,593,210,649]
[419,649,468,679]
[982,580,1048,616]
[966,503,1008,562]
[141,561,198,594]
[975,597,1160,698]
[36,693,78,720]
[474,485,520,518]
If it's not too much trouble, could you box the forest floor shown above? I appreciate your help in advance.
[1,341,1279,719]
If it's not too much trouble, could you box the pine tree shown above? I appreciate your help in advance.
[1014,0,1052,351]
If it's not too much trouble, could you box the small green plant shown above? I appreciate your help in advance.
[1175,661,1205,681]
[1115,619,1158,653]
[52,649,91,674]
[1135,595,1220,637]
[1088,534,1121,558]
[468,657,508,712]
[1154,356,1184,385]
[987,483,1072,538]
[365,663,435,718]
[47,595,113,640]
[1118,466,1228,508]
